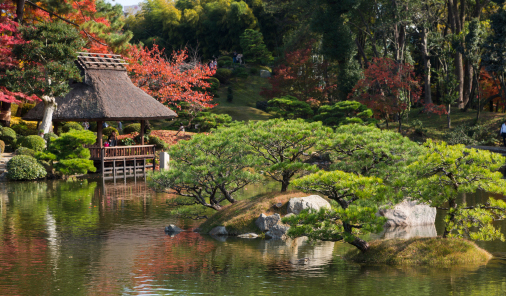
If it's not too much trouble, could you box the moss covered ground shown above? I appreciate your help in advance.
[346,237,492,266]
[198,190,304,235]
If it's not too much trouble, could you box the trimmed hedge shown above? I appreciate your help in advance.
[15,147,36,156]
[17,135,46,151]
[123,123,141,134]
[218,56,233,63]
[205,77,220,96]
[6,155,47,180]
[11,124,38,136]
[62,121,84,133]
[103,126,119,137]
[43,132,58,143]
[214,68,232,83]
[148,135,168,150]
[0,140,5,153]
[0,127,16,145]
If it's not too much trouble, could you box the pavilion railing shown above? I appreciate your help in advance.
[86,145,156,160]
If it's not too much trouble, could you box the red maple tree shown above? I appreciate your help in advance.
[126,45,216,120]
[348,57,421,131]
[261,43,336,107]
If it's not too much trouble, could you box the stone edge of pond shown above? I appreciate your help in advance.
[344,237,493,266]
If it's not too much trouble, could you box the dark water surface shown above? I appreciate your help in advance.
[0,178,505,295]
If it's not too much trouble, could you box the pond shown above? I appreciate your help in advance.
[0,177,505,295]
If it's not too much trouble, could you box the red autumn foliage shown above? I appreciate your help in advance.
[261,43,336,107]
[117,130,194,146]
[349,57,422,122]
[126,45,216,113]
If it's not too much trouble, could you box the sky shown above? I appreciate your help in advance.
[104,0,141,7]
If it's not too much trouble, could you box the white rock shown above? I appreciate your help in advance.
[382,225,437,240]
[266,224,290,240]
[209,226,228,236]
[237,233,259,238]
[165,224,183,233]
[287,195,331,215]
[284,213,295,218]
[255,213,281,231]
[378,199,436,227]
[259,69,271,78]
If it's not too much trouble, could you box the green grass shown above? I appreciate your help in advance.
[198,190,304,235]
[211,75,272,121]
[346,237,492,266]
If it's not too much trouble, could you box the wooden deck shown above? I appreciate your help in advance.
[87,145,156,178]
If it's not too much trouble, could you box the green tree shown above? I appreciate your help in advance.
[267,95,314,119]
[313,100,374,127]
[240,29,273,65]
[284,170,386,252]
[3,21,85,135]
[407,140,506,240]
[148,131,261,212]
[235,119,333,192]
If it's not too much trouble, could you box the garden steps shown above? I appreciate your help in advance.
[0,153,15,174]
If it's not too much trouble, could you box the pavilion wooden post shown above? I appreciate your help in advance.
[140,120,145,145]
[53,122,59,135]
[97,121,103,147]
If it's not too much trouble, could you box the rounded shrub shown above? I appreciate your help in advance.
[19,103,36,116]
[6,155,47,181]
[43,132,58,143]
[0,140,5,153]
[149,135,168,150]
[218,56,233,63]
[62,121,84,133]
[11,124,38,136]
[103,126,118,137]
[123,123,141,134]
[17,135,46,151]
[218,59,233,67]
[0,127,17,145]
[205,77,220,96]
[232,67,248,78]
[15,147,36,156]
[214,68,232,84]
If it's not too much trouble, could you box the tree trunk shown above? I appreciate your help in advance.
[447,104,451,129]
[456,53,464,108]
[0,103,11,127]
[14,0,25,23]
[398,113,402,133]
[422,27,432,105]
[463,60,473,109]
[350,237,370,253]
[39,96,57,135]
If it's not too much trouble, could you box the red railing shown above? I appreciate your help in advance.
[87,145,155,160]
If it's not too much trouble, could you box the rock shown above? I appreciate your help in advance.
[209,226,228,236]
[287,195,331,215]
[381,225,437,240]
[255,213,281,232]
[165,224,183,233]
[237,233,259,238]
[265,224,290,240]
[378,199,436,227]
[259,69,271,78]
[284,213,295,218]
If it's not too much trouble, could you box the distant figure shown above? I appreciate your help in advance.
[212,59,217,69]
[102,122,109,128]
[501,121,506,146]
[108,131,117,147]
[117,121,122,132]
[175,124,185,136]
[237,53,243,64]
[83,121,90,130]
[233,51,237,63]
[208,60,213,70]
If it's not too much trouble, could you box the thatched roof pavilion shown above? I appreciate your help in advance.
[23,52,177,147]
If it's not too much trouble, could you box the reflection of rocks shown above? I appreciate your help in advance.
[287,195,330,215]
[256,213,281,231]
[265,224,290,240]
[238,233,259,238]
[256,237,336,269]
[379,199,436,227]
[209,226,228,236]
[210,234,227,242]
[374,224,437,240]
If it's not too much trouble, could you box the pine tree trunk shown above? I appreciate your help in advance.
[40,96,57,135]
[350,237,370,253]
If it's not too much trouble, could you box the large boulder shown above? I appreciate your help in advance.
[287,195,331,215]
[259,69,271,78]
[165,224,183,233]
[209,226,228,236]
[255,213,281,231]
[378,199,436,227]
[265,224,290,240]
[382,225,437,240]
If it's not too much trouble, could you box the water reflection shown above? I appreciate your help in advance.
[0,178,504,295]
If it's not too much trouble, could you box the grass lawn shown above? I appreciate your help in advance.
[211,75,272,121]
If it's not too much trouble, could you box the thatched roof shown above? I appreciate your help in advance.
[23,52,177,122]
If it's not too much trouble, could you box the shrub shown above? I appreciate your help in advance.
[249,67,259,75]
[0,127,16,145]
[17,135,46,151]
[47,129,97,175]
[0,140,5,153]
[134,134,149,144]
[11,123,38,136]
[15,147,36,156]
[218,59,233,68]
[89,122,97,132]
[62,121,84,133]
[227,86,233,102]
[6,155,47,180]
[123,123,141,134]
[218,56,233,63]
[149,136,168,150]
[232,67,248,78]
[214,68,232,84]
[103,126,118,137]
[205,77,220,96]
[444,124,496,146]
[19,103,35,116]
[194,112,233,132]
[121,138,135,146]
[43,132,58,143]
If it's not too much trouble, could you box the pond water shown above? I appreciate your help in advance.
[0,177,505,295]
